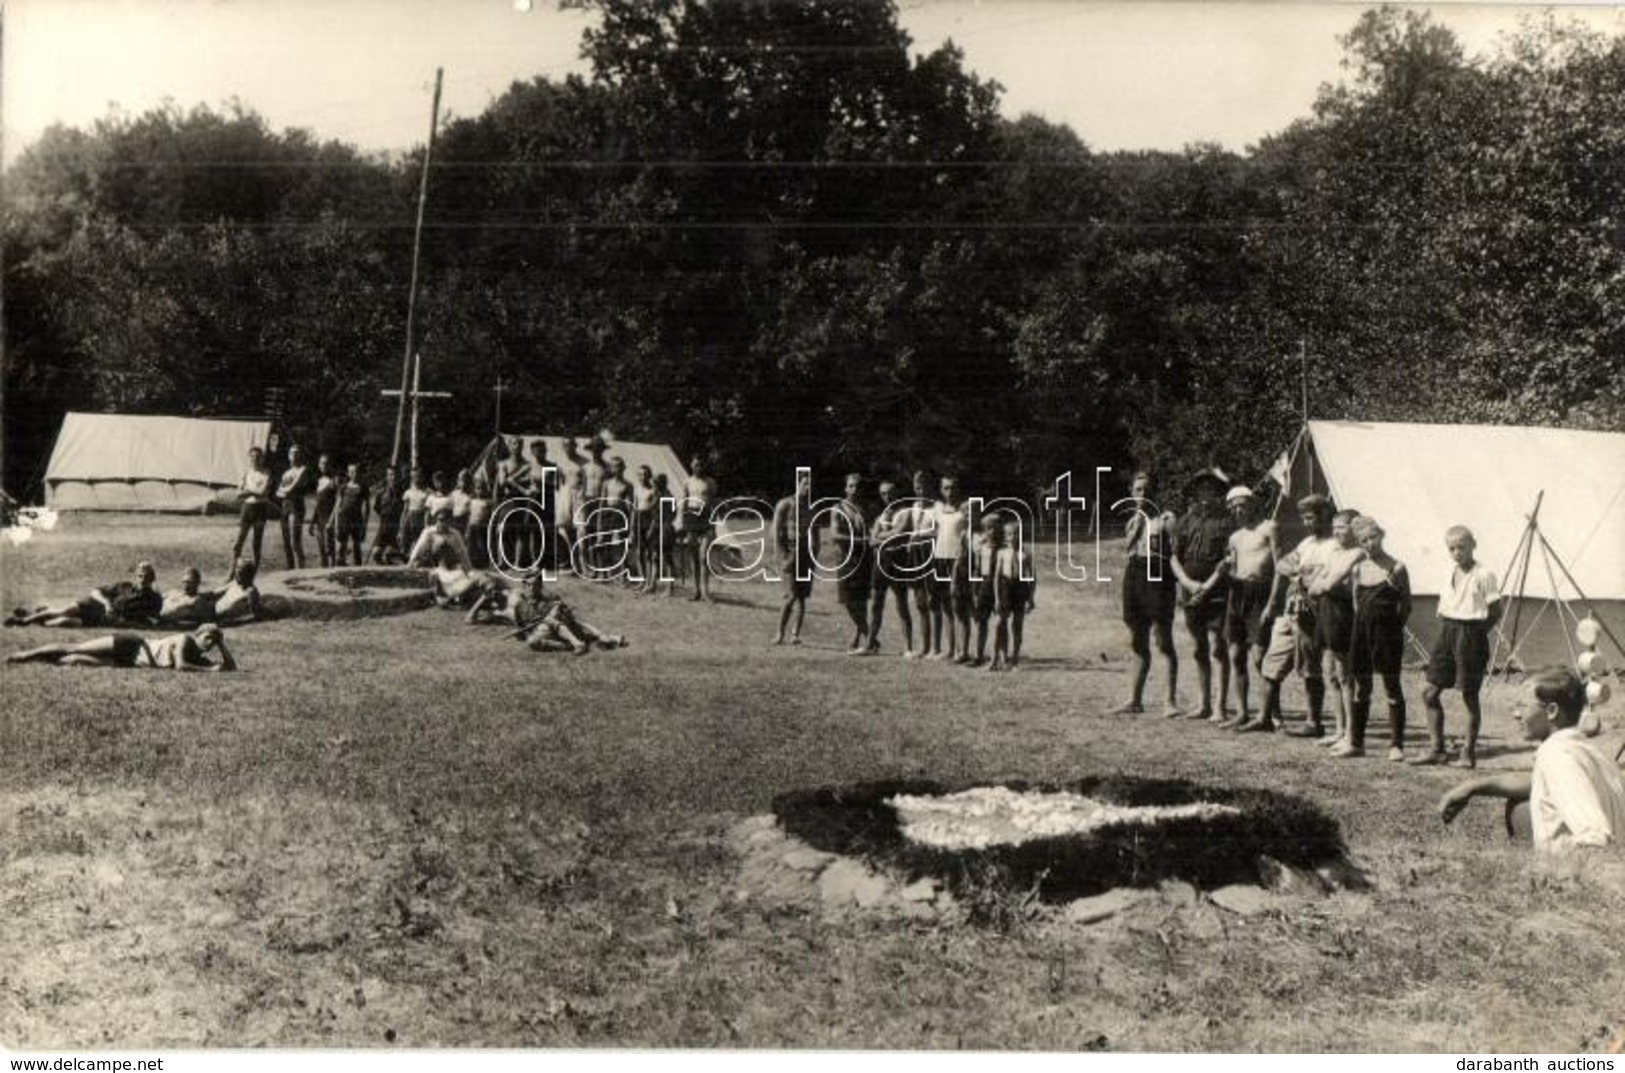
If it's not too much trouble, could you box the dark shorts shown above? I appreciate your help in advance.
[971,574,998,619]
[1225,579,1272,647]
[1351,612,1406,676]
[239,500,267,526]
[835,545,873,606]
[73,598,109,628]
[1427,619,1490,691]
[1315,594,1355,655]
[110,633,146,666]
[932,558,971,613]
[1122,557,1176,628]
[1006,579,1031,612]
[1183,579,1229,635]
[780,557,813,599]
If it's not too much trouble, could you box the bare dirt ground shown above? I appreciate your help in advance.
[2,516,1622,1050]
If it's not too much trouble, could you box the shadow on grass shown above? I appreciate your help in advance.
[773,775,1348,905]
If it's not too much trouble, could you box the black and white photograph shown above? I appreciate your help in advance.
[3,0,1625,1058]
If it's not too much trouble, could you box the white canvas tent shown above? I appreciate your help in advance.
[472,434,689,499]
[1271,420,1625,668]
[44,413,273,512]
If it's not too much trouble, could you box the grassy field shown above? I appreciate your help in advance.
[2,515,1623,1051]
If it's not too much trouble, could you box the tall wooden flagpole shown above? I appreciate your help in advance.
[391,68,444,469]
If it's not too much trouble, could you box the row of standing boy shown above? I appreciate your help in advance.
[226,438,711,582]
[1120,470,1501,767]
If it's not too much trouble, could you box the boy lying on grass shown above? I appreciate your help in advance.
[1439,668,1624,852]
[158,562,263,628]
[6,562,163,629]
[6,624,237,671]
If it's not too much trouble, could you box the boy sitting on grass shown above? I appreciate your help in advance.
[1439,668,1624,852]
[1412,525,1501,769]
[512,595,628,655]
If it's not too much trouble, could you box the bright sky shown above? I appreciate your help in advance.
[6,1,1625,165]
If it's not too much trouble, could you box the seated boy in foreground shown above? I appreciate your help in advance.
[512,595,628,655]
[1439,668,1624,852]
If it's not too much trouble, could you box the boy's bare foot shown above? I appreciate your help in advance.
[1162,704,1185,719]
[1407,750,1448,766]
[772,634,785,646]
[1328,742,1364,758]
[1448,755,1476,770]
[1387,746,1406,762]
[902,650,921,660]
[1109,701,1144,715]
[1237,719,1276,733]
[1284,722,1325,739]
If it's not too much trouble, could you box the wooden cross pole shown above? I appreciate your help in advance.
[381,353,452,475]
[493,376,510,436]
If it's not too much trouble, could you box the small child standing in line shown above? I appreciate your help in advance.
[1412,525,1500,769]
[995,517,1036,671]
[970,515,1004,667]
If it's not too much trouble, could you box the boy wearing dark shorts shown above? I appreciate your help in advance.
[1113,471,1180,717]
[1219,486,1276,730]
[771,471,818,646]
[1413,525,1500,769]
[1172,470,1235,722]
[831,473,873,653]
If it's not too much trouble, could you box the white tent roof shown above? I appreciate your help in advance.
[1282,420,1625,601]
[44,413,273,511]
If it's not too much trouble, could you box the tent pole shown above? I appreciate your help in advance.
[1498,491,1542,673]
[391,68,443,470]
[1533,527,1625,664]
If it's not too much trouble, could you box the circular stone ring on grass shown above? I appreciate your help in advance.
[256,567,438,621]
[771,775,1361,908]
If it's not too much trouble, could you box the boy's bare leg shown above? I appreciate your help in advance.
[1155,618,1180,716]
[1410,684,1449,764]
[1458,685,1483,768]
[1186,615,1213,718]
[1227,641,1252,726]
[1010,608,1024,667]
[775,597,795,645]
[1114,622,1152,713]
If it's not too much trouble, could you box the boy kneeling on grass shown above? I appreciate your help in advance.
[1439,668,1624,852]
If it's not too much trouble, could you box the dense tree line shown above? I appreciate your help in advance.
[5,4,1623,502]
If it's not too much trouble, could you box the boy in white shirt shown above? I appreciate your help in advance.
[1413,525,1501,769]
[1439,668,1624,852]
